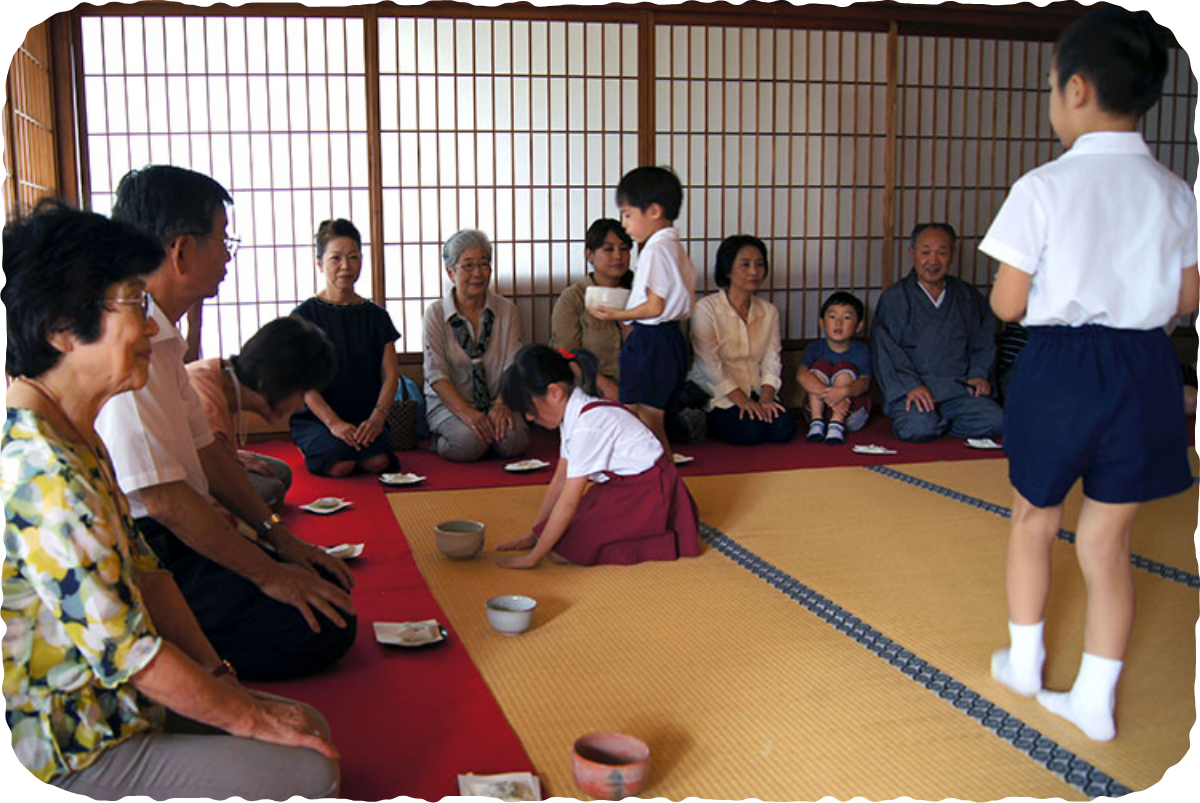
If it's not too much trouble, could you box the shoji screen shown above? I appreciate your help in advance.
[80,13,370,359]
[655,26,890,341]
[4,21,57,218]
[377,15,639,352]
[893,35,1197,290]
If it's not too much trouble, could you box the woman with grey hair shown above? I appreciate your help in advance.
[422,229,530,461]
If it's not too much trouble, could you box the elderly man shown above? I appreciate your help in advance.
[96,165,357,681]
[871,222,1003,442]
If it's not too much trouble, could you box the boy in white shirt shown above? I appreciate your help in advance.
[980,5,1198,742]
[592,166,697,455]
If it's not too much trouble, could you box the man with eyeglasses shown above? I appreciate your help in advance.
[96,165,358,682]
[871,222,1004,443]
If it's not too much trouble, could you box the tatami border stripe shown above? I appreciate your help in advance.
[863,465,1200,590]
[698,522,1132,799]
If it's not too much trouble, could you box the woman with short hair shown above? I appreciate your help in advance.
[423,228,530,461]
[2,201,339,799]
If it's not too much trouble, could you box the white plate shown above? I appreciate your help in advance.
[457,772,542,802]
[672,453,695,464]
[323,542,364,559]
[380,472,426,486]
[504,459,551,472]
[373,620,446,648]
[300,497,351,514]
[852,444,898,455]
[966,437,1003,450]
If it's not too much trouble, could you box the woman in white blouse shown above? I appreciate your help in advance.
[688,235,797,445]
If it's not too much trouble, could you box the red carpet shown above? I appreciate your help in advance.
[247,444,534,801]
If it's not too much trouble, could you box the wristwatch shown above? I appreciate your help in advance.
[256,512,283,539]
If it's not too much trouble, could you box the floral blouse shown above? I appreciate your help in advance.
[2,408,165,782]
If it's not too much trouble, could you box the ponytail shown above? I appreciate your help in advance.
[501,344,602,418]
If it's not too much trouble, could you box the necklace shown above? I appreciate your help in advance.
[225,360,248,448]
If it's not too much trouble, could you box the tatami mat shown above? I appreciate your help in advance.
[388,486,1083,801]
[889,458,1199,575]
[686,467,1197,793]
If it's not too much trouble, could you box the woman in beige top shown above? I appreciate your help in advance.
[550,218,633,399]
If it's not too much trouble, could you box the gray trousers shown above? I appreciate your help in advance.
[50,699,339,800]
[431,413,531,462]
[246,452,293,512]
[886,394,1004,442]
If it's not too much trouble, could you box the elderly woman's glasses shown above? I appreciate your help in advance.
[456,259,491,274]
[106,290,151,319]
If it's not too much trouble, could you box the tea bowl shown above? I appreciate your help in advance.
[435,519,485,560]
[485,594,537,635]
[572,732,651,799]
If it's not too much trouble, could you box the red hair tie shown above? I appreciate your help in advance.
[557,348,576,361]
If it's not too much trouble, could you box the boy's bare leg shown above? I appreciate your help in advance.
[806,390,828,441]
[632,404,671,460]
[828,373,855,423]
[1036,497,1138,741]
[991,490,1060,696]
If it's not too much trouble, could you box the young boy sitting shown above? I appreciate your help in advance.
[981,5,1197,741]
[796,291,873,445]
[591,166,697,457]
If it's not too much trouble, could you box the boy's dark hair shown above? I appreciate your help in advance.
[909,222,958,247]
[1055,4,1168,119]
[316,218,363,260]
[501,344,601,420]
[3,200,164,378]
[820,291,865,323]
[585,218,635,290]
[615,166,684,221]
[713,234,769,290]
[112,165,232,246]
[229,316,338,407]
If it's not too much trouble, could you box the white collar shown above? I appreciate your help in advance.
[1061,131,1152,160]
[441,285,495,323]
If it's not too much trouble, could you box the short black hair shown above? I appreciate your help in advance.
[713,235,769,290]
[315,218,363,260]
[909,222,958,247]
[112,165,232,246]
[820,291,865,322]
[615,166,684,221]
[1055,4,1169,118]
[229,316,337,407]
[3,200,164,378]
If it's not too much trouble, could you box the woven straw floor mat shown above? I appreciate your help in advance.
[893,458,1199,574]
[686,466,1196,792]
[388,485,1081,801]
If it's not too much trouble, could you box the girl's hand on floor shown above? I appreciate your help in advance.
[496,532,538,551]
[497,553,540,569]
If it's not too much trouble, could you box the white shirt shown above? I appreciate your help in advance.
[559,388,663,482]
[979,131,1198,329]
[688,290,784,410]
[96,297,215,518]
[625,226,696,325]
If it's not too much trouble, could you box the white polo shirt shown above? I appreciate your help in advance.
[559,388,662,482]
[625,226,696,325]
[96,296,215,518]
[979,131,1197,329]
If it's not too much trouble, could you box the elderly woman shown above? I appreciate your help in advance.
[2,202,339,798]
[423,228,530,461]
[550,218,634,399]
[187,316,337,510]
[688,234,798,445]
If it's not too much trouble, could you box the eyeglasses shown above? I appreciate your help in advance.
[187,231,241,256]
[105,290,151,319]
[455,260,492,274]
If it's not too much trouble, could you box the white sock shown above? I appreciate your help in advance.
[1037,653,1122,741]
[991,620,1045,696]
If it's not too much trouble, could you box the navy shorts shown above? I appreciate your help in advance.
[619,321,689,410]
[1003,325,1192,507]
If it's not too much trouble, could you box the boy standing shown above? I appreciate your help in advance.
[980,6,1198,741]
[796,291,873,445]
[592,166,697,454]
